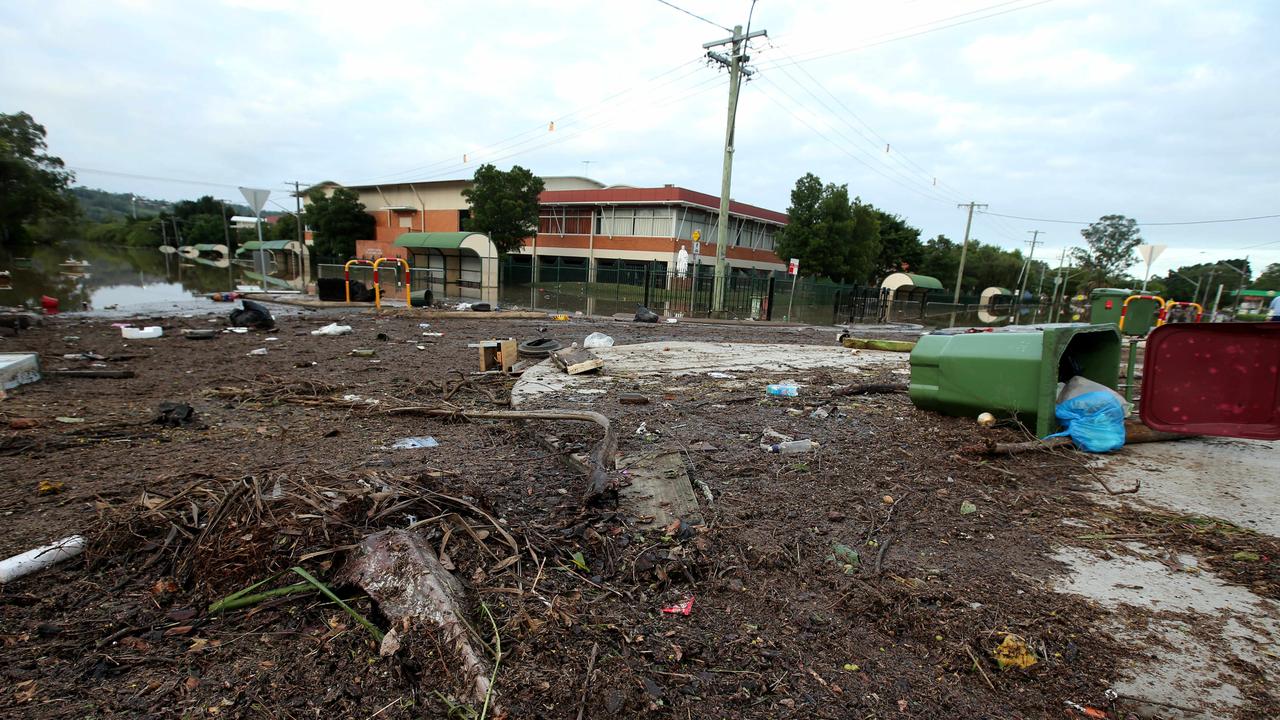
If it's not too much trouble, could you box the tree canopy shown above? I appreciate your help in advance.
[460,164,544,254]
[1161,258,1253,302]
[868,206,923,279]
[306,187,374,259]
[1253,263,1280,292]
[1072,215,1142,289]
[1,111,77,246]
[774,173,881,283]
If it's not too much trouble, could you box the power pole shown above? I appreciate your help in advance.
[292,180,309,286]
[705,23,766,313]
[952,202,987,304]
[1049,247,1068,319]
[221,201,234,289]
[1017,230,1042,304]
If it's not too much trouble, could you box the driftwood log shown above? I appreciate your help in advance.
[343,530,496,710]
[834,382,907,396]
[386,407,618,503]
[45,370,136,379]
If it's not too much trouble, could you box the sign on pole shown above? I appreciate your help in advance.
[239,187,271,216]
[788,258,800,276]
[1137,244,1167,292]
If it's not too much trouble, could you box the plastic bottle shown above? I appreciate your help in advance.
[762,439,816,454]
[766,382,799,397]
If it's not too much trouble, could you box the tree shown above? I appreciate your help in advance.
[306,187,374,258]
[461,164,545,254]
[1162,259,1253,302]
[1253,263,1280,292]
[273,213,299,242]
[1072,215,1142,288]
[774,173,881,283]
[1,111,77,245]
[867,207,923,279]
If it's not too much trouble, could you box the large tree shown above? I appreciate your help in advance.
[867,206,923,279]
[1072,214,1142,288]
[461,164,544,254]
[306,187,374,258]
[775,173,881,283]
[1,111,77,245]
[1162,258,1252,302]
[1253,263,1280,292]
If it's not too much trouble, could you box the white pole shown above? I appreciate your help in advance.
[0,535,85,583]
[1211,283,1224,322]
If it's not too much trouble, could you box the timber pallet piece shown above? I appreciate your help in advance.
[552,347,604,375]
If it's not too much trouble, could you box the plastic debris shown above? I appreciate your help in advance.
[960,500,977,515]
[229,299,275,329]
[390,436,439,450]
[247,348,268,356]
[418,323,431,329]
[634,304,659,323]
[1045,376,1126,453]
[121,326,162,339]
[766,382,799,397]
[707,372,736,379]
[350,348,376,358]
[225,327,249,334]
[665,317,678,324]
[311,323,353,336]
[54,416,85,424]
[661,596,695,616]
[583,332,615,349]
[761,438,815,454]
[830,543,861,570]
[977,412,996,427]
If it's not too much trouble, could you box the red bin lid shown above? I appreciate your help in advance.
[1140,323,1280,439]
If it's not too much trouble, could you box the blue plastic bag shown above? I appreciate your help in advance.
[1044,390,1127,452]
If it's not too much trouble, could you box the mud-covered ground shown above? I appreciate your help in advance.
[0,306,1272,719]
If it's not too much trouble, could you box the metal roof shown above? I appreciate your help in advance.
[393,232,487,250]
[904,273,944,290]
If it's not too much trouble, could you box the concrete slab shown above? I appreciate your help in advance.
[0,353,41,390]
[1052,543,1280,718]
[1090,437,1280,535]
[513,340,905,406]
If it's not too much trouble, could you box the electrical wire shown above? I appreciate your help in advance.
[980,210,1280,227]
[758,0,1058,70]
[653,0,731,31]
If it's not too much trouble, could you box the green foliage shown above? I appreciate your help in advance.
[913,233,1049,297]
[774,173,880,283]
[1162,259,1253,302]
[70,187,172,222]
[1253,263,1280,292]
[461,164,545,255]
[1,111,78,246]
[174,195,231,221]
[1072,215,1142,289]
[306,187,374,259]
[868,206,923,278]
[81,217,163,247]
[272,213,299,242]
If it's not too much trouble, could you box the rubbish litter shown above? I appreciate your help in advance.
[390,436,439,450]
[225,327,249,334]
[517,338,562,358]
[992,633,1038,670]
[665,318,678,324]
[229,299,275,330]
[247,348,268,356]
[182,329,218,340]
[635,421,648,435]
[761,438,816,454]
[153,402,196,427]
[455,303,472,311]
[418,323,431,329]
[766,382,800,397]
[1044,376,1126,453]
[829,543,861,571]
[960,500,977,515]
[977,412,996,427]
[661,596,695,616]
[350,349,377,358]
[208,291,241,302]
[311,323,353,336]
[62,352,105,361]
[583,332,615,348]
[708,372,736,379]
[54,416,85,424]
[121,326,163,339]
[342,394,380,406]
[422,332,443,337]
[634,304,660,323]
[0,535,85,583]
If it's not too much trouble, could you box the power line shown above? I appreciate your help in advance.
[759,0,1058,70]
[653,0,731,31]
[980,210,1280,227]
[753,76,954,205]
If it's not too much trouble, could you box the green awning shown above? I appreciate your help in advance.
[394,232,483,250]
[236,240,294,254]
[1234,289,1278,298]
[904,273,944,290]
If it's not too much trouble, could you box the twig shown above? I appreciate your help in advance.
[873,536,893,576]
[965,645,995,690]
[575,641,599,720]
[479,602,502,720]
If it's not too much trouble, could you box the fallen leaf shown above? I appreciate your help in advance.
[37,479,64,495]
[151,578,179,595]
[1233,551,1261,562]
[187,638,209,653]
[13,680,37,703]
[960,500,977,516]
[379,628,401,657]
[120,636,152,652]
[54,416,85,424]
[8,418,39,430]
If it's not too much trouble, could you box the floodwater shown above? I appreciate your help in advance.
[0,242,282,315]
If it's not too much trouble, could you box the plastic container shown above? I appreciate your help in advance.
[583,332,615,348]
[909,323,1121,438]
[766,382,799,397]
[1088,288,1132,327]
[762,439,816,454]
[121,326,163,339]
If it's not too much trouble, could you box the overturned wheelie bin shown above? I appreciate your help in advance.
[908,324,1122,438]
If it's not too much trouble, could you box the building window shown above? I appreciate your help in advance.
[398,215,414,229]
[459,209,471,231]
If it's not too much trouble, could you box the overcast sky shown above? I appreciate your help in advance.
[3,0,1277,279]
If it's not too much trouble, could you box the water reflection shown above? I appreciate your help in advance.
[0,241,239,310]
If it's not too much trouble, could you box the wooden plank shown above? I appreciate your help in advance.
[615,451,703,526]
[841,337,916,352]
[552,347,603,375]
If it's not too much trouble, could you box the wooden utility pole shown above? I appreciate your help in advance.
[952,202,987,304]
[705,23,766,313]
[1016,229,1042,305]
